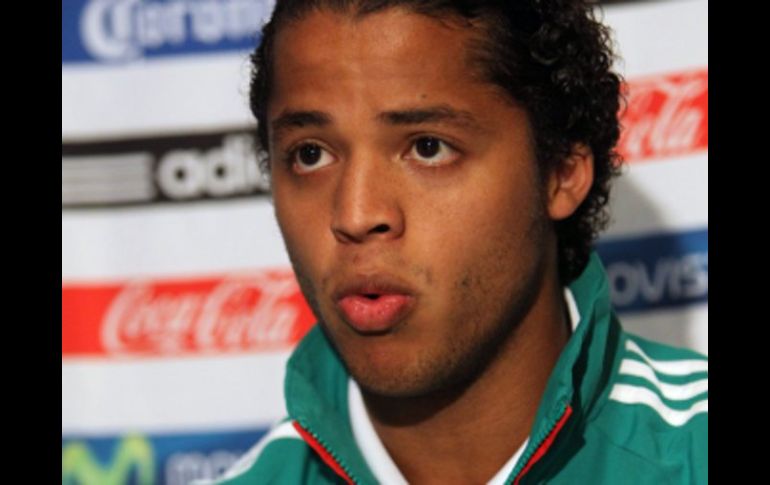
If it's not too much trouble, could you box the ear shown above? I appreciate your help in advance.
[546,143,594,221]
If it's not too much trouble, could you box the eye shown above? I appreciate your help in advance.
[289,142,335,174]
[406,137,459,166]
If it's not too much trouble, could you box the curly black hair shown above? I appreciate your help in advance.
[249,0,624,284]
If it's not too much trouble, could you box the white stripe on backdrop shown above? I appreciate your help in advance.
[62,350,292,434]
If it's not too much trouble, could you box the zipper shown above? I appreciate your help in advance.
[295,403,571,485]
[507,403,573,485]
[293,420,361,485]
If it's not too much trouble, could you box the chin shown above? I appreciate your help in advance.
[354,372,438,399]
[344,344,470,400]
[319,314,497,400]
[326,337,425,397]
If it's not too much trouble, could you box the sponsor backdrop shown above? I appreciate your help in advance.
[62,0,707,483]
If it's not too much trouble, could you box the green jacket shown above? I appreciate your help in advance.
[213,252,708,484]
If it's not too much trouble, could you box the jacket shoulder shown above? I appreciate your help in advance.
[199,420,341,485]
[587,331,708,482]
[622,332,708,362]
[602,330,708,430]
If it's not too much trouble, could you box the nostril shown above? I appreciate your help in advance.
[371,224,390,234]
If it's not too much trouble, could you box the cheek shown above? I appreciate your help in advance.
[414,176,546,307]
[418,179,541,261]
[273,185,328,271]
[273,193,332,319]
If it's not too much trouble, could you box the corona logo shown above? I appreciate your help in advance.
[62,435,155,485]
[79,0,273,62]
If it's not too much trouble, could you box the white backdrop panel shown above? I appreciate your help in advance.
[62,350,292,434]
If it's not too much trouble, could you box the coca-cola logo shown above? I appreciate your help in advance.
[618,69,708,162]
[101,273,314,355]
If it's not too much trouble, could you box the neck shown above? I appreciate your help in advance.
[360,268,571,484]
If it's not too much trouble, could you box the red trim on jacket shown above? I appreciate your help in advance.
[293,421,355,484]
[513,405,573,485]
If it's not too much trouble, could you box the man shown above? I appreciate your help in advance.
[213,0,708,483]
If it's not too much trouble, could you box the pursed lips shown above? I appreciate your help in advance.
[332,275,417,334]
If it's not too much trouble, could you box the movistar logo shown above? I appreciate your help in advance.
[62,435,155,485]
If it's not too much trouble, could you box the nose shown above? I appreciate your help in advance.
[330,154,405,244]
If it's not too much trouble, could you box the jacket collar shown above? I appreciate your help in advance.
[530,251,619,433]
[283,251,618,484]
[284,316,375,483]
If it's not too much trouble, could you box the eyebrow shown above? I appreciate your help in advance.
[269,104,485,143]
[376,105,483,131]
[270,110,332,140]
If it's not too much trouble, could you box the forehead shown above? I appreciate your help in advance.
[274,7,474,66]
[268,7,509,115]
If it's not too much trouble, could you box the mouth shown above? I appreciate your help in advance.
[333,276,417,334]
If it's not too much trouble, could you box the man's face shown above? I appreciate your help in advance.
[268,8,557,397]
